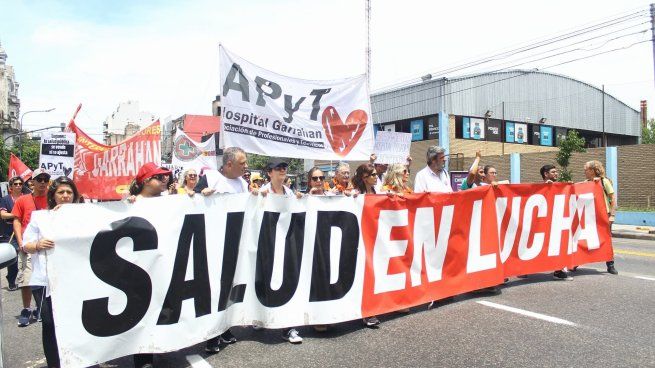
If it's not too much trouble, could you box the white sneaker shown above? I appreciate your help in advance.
[283,328,303,344]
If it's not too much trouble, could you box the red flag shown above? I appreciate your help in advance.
[8,153,33,181]
[69,120,162,200]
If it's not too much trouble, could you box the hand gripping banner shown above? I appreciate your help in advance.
[219,46,374,160]
[45,182,612,367]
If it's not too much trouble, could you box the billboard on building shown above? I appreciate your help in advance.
[469,118,485,140]
[410,119,423,141]
[540,125,553,146]
[514,123,527,144]
[383,123,396,132]
[531,125,541,145]
[486,119,502,142]
[555,127,568,146]
[427,116,439,140]
[505,122,515,143]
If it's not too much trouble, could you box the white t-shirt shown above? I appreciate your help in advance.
[23,211,51,292]
[205,170,249,194]
[261,182,294,196]
[414,166,453,193]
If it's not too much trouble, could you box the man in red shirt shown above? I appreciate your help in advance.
[12,168,50,327]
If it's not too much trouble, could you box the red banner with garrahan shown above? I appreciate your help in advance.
[360,181,613,317]
[68,120,161,200]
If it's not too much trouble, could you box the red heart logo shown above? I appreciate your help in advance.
[321,106,368,157]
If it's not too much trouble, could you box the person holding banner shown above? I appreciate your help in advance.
[21,176,82,368]
[414,146,452,193]
[381,164,413,196]
[12,168,51,327]
[193,147,249,197]
[306,167,330,195]
[351,163,378,195]
[0,176,25,291]
[328,162,354,195]
[583,160,618,275]
[176,169,198,196]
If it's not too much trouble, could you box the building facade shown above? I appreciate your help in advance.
[369,69,640,173]
[103,100,156,144]
[0,41,20,144]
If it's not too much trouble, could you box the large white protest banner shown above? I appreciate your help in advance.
[219,46,374,160]
[39,132,76,178]
[372,131,412,164]
[45,183,613,367]
[171,130,219,171]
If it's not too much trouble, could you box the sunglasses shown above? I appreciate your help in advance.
[311,176,325,181]
[187,174,197,179]
[273,166,288,171]
[149,174,168,182]
[35,177,50,183]
[403,170,408,174]
[12,182,23,186]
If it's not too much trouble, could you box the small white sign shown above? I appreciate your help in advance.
[373,131,412,164]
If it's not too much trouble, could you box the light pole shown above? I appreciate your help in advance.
[17,108,56,158]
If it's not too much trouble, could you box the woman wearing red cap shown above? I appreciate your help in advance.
[129,162,172,199]
[127,163,171,368]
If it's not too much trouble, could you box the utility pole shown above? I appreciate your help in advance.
[501,101,505,155]
[651,4,655,88]
[365,0,371,92]
[602,84,606,147]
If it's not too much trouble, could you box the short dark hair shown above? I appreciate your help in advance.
[483,165,495,175]
[540,164,556,180]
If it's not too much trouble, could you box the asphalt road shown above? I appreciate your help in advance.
[2,237,654,368]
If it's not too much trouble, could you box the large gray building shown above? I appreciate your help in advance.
[371,70,641,152]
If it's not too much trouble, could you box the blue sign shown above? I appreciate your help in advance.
[540,125,553,146]
[411,119,423,141]
[463,117,471,139]
[505,122,515,143]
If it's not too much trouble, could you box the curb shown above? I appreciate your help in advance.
[612,231,655,241]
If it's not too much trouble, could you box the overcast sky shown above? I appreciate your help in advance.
[1,0,653,138]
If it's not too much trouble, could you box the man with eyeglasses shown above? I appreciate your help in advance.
[414,146,453,194]
[329,162,353,195]
[12,168,51,327]
[0,176,26,290]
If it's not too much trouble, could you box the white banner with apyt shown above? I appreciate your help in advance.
[45,194,365,368]
[39,132,76,178]
[219,46,374,160]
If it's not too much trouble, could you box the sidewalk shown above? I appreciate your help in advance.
[612,224,655,241]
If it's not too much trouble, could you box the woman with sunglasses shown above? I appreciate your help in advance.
[306,167,330,195]
[127,163,171,367]
[351,163,378,195]
[129,163,172,199]
[176,169,198,196]
[0,176,26,291]
[381,163,413,196]
[22,176,82,368]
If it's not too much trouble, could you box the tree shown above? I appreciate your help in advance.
[642,119,655,144]
[0,138,41,181]
[556,130,586,182]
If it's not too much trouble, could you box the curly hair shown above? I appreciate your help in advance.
[47,176,80,209]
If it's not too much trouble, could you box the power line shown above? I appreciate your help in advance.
[372,8,649,93]
[372,38,652,115]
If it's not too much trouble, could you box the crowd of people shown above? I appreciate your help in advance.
[0,145,618,368]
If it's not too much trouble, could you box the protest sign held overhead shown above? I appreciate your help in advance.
[8,153,33,180]
[39,132,76,178]
[373,131,412,164]
[171,129,219,171]
[69,120,161,200]
[46,182,612,367]
[219,46,374,160]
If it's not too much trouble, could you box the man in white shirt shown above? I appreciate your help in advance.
[414,146,453,193]
[194,147,249,196]
[193,146,248,353]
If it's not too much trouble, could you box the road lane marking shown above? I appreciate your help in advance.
[614,249,655,258]
[477,300,577,326]
[186,354,213,368]
[634,276,655,281]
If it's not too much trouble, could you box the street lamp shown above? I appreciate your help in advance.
[17,108,56,158]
